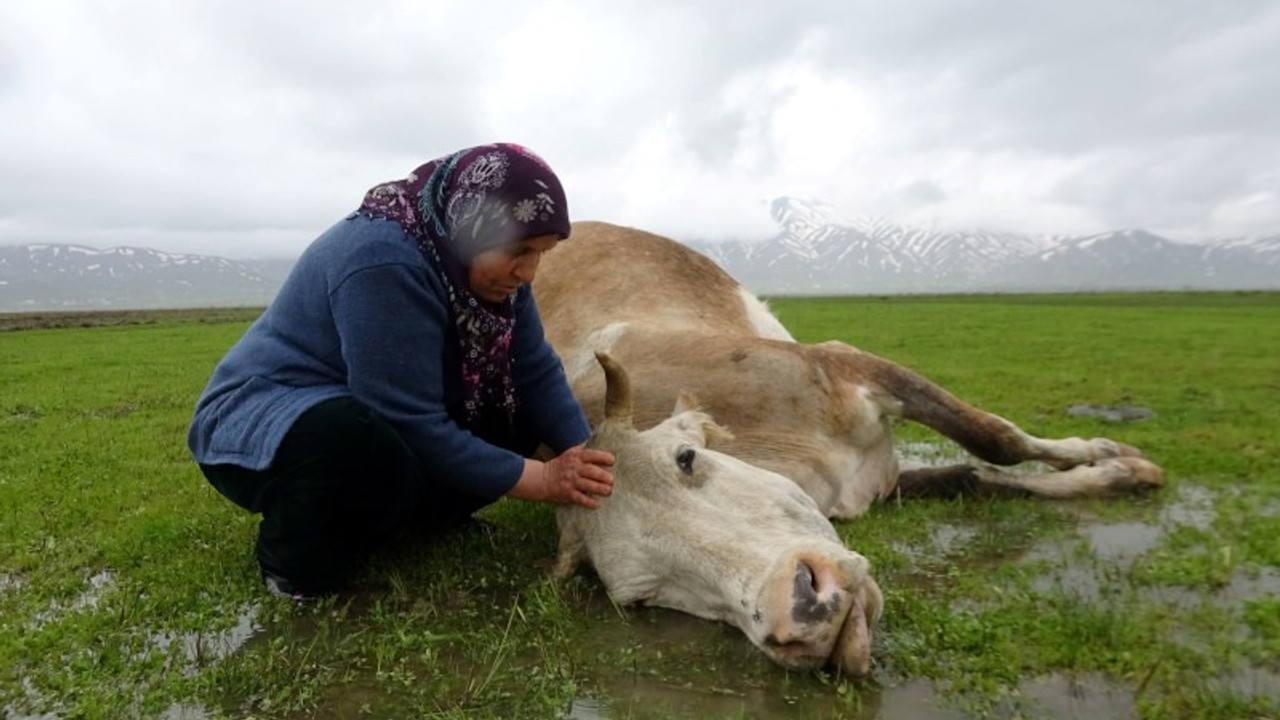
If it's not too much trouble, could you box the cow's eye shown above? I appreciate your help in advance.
[676,446,696,475]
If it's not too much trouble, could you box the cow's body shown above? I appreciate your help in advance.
[535,221,1163,520]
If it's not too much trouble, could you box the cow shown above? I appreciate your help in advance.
[533,221,1164,521]
[553,352,883,675]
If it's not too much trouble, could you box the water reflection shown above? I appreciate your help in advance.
[569,673,1142,719]
[562,596,966,719]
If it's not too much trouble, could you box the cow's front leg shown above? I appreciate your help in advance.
[894,450,1162,500]
[980,455,1164,496]
[1023,435,1146,470]
[851,349,1163,492]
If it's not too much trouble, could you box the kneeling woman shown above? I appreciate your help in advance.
[188,143,615,600]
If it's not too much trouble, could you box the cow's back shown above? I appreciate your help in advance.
[535,221,776,353]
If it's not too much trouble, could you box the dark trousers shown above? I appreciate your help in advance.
[199,396,492,593]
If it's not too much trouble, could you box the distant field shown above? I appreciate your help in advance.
[1,293,1277,720]
[0,306,264,331]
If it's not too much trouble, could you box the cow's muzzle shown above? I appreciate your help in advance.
[830,574,883,677]
[759,551,881,673]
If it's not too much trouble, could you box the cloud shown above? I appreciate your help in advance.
[1,0,1277,257]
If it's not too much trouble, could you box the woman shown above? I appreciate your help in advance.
[188,143,615,601]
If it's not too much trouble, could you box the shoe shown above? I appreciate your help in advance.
[261,570,326,603]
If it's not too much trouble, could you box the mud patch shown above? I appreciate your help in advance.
[1066,404,1156,422]
[3,403,42,422]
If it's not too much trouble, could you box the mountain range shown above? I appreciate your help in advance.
[687,198,1280,295]
[2,197,1277,311]
[0,244,290,311]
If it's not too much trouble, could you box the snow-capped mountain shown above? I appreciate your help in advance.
[687,197,1280,295]
[0,244,282,310]
[2,197,1277,310]
[998,230,1216,291]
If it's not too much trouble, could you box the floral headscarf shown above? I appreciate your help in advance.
[357,143,570,428]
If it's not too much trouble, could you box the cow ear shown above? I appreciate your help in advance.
[673,389,700,414]
[672,391,736,445]
[702,417,734,445]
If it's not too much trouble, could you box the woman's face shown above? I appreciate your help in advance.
[467,233,559,303]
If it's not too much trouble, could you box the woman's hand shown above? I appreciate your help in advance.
[512,445,615,508]
[543,445,615,508]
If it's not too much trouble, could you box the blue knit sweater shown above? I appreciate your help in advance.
[187,213,591,501]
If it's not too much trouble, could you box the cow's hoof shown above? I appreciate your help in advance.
[1105,456,1164,492]
[1090,437,1147,460]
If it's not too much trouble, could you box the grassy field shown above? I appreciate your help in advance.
[1,293,1277,719]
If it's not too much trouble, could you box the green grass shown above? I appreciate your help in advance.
[1,293,1278,719]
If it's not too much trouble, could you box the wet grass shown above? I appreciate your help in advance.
[1,292,1278,719]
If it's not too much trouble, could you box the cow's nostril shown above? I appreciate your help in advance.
[795,561,818,596]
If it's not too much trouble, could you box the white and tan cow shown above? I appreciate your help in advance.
[534,221,1164,520]
[554,352,883,675]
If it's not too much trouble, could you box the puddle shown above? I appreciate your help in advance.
[6,697,215,720]
[1223,665,1280,702]
[930,525,978,555]
[541,596,897,719]
[897,441,972,469]
[1085,522,1162,563]
[552,596,1145,720]
[10,573,260,720]
[568,669,1143,719]
[147,603,262,675]
[156,704,212,720]
[1141,566,1280,611]
[3,679,59,720]
[1019,482,1272,602]
[567,661,966,719]
[1,572,24,592]
[1159,483,1216,530]
[27,569,116,630]
[998,673,1137,720]
[1027,482,1216,559]
[1066,404,1156,423]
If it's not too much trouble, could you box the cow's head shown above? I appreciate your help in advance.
[554,353,883,675]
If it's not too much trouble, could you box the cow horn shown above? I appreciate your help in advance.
[595,351,634,427]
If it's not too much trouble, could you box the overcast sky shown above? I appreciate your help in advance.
[3,1,1278,258]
